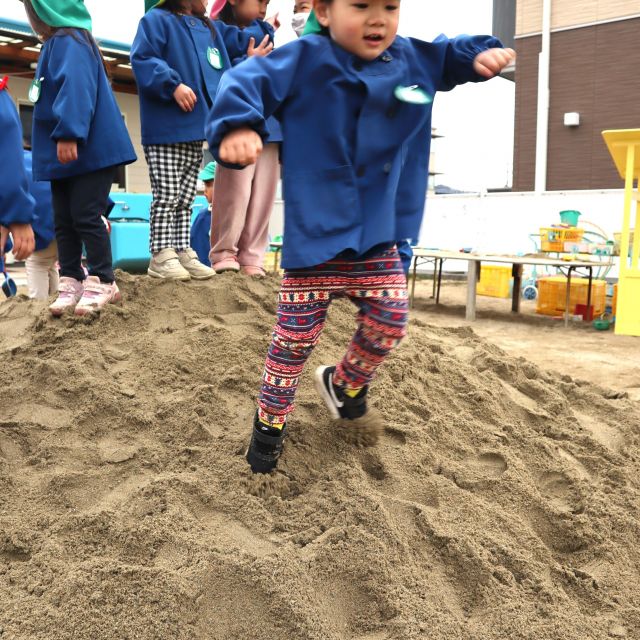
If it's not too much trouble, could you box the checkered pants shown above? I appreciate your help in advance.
[144,141,203,253]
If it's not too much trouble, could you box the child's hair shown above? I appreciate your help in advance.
[160,0,218,39]
[22,0,110,76]
[217,3,238,25]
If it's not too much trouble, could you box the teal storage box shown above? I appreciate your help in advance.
[108,194,208,272]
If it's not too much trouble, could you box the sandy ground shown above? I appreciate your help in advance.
[1,272,639,640]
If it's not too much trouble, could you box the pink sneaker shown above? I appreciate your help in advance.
[74,276,121,316]
[49,277,84,317]
[240,265,266,278]
[211,258,240,273]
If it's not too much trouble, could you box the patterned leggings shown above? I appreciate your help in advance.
[258,247,409,425]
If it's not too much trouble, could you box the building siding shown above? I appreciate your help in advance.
[516,0,639,36]
[513,17,640,191]
[6,75,150,193]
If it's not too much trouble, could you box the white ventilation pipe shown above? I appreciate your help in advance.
[534,0,552,193]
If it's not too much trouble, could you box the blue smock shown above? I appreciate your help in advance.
[207,33,501,269]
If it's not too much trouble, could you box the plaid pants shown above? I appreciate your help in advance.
[258,247,409,425]
[144,141,203,253]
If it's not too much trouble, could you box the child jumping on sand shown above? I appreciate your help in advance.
[206,0,515,473]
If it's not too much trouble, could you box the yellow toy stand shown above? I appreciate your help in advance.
[602,129,640,336]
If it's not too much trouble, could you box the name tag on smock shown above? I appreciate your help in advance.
[207,47,223,70]
[28,78,43,103]
[394,85,432,105]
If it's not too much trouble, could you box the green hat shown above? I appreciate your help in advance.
[198,162,216,182]
[145,0,167,12]
[302,10,323,36]
[24,0,93,31]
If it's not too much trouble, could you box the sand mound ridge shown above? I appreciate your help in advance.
[0,272,639,640]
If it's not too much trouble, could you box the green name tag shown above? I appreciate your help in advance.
[28,77,43,103]
[207,47,223,70]
[394,84,432,105]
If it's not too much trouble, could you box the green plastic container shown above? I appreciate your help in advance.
[560,210,581,226]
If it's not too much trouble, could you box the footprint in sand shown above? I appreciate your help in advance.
[537,471,583,514]
[469,453,508,478]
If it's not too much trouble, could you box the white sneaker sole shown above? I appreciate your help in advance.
[314,366,341,420]
[185,271,216,280]
[147,268,190,281]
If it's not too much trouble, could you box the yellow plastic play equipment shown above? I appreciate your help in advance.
[602,129,640,336]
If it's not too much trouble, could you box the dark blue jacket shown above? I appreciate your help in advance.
[207,33,501,269]
[32,30,137,181]
[131,9,272,145]
[23,151,55,251]
[190,206,212,266]
[0,89,35,229]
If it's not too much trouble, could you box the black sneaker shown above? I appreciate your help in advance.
[314,365,368,420]
[246,412,287,474]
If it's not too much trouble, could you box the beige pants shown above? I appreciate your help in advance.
[25,240,59,300]
[210,143,280,268]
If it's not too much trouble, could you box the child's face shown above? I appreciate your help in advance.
[230,0,269,24]
[294,0,313,12]
[315,0,400,61]
[204,181,214,203]
[191,0,209,16]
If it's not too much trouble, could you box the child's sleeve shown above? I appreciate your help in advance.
[130,16,182,100]
[216,19,275,63]
[47,36,99,143]
[426,34,504,92]
[206,41,302,167]
[0,94,35,228]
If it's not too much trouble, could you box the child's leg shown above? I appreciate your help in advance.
[25,240,58,300]
[336,247,409,390]
[144,144,183,254]
[174,141,204,252]
[237,143,280,269]
[257,269,332,427]
[65,166,116,283]
[50,178,84,282]
[47,240,60,296]
[210,163,255,267]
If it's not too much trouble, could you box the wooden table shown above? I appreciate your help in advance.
[410,249,612,326]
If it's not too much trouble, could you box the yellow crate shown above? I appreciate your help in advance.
[536,276,607,317]
[477,264,512,298]
[263,250,281,272]
[612,283,618,318]
[540,227,584,252]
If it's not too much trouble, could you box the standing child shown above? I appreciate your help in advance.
[190,161,216,266]
[291,0,312,37]
[209,0,281,277]
[0,77,35,264]
[21,0,137,317]
[131,0,274,281]
[207,0,515,473]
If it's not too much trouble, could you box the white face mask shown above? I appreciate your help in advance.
[291,12,310,38]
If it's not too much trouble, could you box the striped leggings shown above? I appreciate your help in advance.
[258,247,409,425]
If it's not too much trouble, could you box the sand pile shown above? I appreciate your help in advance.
[0,273,639,640]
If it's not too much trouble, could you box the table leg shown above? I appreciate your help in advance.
[586,267,593,321]
[410,256,418,308]
[466,261,478,321]
[431,259,437,299]
[564,267,574,328]
[436,259,444,305]
[512,264,523,313]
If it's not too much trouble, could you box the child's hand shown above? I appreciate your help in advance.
[247,35,274,58]
[174,83,197,112]
[473,48,516,78]
[57,140,78,164]
[219,127,263,165]
[4,223,35,261]
[266,13,281,30]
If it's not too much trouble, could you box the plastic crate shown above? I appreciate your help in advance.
[536,276,607,317]
[477,264,512,298]
[612,283,618,319]
[540,226,584,252]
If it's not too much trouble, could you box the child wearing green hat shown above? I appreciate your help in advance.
[207,0,515,473]
[131,0,274,282]
[190,161,216,266]
[21,0,137,316]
